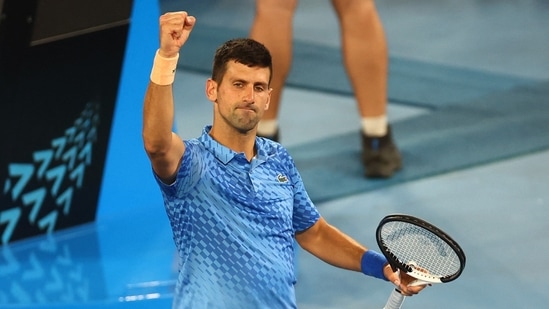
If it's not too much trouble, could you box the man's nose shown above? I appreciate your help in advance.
[243,85,255,102]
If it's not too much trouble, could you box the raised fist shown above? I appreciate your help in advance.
[158,11,196,58]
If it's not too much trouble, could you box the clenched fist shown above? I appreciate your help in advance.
[158,11,196,58]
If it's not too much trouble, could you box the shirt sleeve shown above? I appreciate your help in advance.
[154,140,202,198]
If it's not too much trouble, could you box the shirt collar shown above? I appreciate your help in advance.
[198,125,272,165]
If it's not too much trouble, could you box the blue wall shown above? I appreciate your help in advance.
[97,0,163,219]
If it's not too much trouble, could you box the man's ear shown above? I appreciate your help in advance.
[205,79,218,102]
[265,87,273,110]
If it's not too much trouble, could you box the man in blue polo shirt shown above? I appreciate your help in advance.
[142,11,425,309]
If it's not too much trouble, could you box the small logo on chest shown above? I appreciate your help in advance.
[277,174,288,183]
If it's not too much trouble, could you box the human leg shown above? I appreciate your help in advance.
[250,0,298,140]
[332,0,401,178]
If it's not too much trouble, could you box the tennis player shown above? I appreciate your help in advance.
[142,11,425,308]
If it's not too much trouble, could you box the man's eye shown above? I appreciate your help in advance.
[255,86,265,92]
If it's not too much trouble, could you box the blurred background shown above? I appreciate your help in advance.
[1,0,548,308]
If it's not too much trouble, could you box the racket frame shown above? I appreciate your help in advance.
[377,214,466,309]
[376,213,466,284]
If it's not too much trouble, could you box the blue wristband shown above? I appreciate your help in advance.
[361,250,389,281]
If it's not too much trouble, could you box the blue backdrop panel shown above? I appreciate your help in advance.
[97,0,165,218]
[0,0,132,244]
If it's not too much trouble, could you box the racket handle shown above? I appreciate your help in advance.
[383,288,405,309]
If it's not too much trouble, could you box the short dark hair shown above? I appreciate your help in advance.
[211,38,272,85]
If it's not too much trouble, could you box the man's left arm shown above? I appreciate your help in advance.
[295,217,425,296]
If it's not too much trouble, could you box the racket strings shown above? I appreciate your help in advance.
[380,221,462,278]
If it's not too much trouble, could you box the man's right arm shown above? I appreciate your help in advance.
[142,11,196,183]
[143,81,184,184]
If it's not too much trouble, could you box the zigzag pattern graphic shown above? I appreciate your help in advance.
[1,102,100,244]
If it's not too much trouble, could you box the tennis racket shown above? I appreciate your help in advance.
[376,214,466,309]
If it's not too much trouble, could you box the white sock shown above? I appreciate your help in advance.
[257,119,278,136]
[361,115,388,137]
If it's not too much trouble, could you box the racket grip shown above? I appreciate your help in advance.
[383,288,405,309]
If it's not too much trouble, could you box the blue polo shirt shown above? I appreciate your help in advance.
[154,126,320,309]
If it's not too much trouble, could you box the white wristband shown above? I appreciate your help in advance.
[150,50,179,85]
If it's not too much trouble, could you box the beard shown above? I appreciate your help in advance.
[221,105,261,134]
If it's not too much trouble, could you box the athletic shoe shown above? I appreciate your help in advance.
[361,126,402,178]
